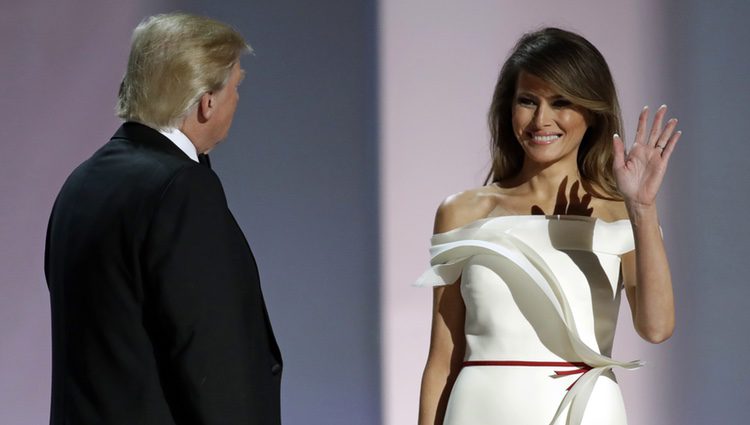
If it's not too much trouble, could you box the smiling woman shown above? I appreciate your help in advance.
[511,72,591,169]
[486,28,625,199]
[417,27,679,425]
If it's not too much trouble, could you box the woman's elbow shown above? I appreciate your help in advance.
[637,322,674,344]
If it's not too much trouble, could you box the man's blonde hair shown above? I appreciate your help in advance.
[116,13,251,129]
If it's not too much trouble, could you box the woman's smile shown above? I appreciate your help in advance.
[526,132,563,145]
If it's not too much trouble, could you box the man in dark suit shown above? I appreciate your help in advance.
[44,13,282,424]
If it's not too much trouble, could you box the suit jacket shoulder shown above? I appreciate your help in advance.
[45,122,282,425]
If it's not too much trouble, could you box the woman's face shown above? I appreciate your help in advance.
[511,71,591,167]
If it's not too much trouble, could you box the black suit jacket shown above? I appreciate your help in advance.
[45,122,282,425]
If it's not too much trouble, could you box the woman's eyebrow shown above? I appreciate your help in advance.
[516,91,566,100]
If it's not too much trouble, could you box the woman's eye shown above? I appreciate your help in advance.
[517,97,535,106]
[552,99,572,107]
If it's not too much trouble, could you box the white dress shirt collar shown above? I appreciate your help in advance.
[158,127,199,163]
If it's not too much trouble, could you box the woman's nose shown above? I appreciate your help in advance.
[533,103,551,128]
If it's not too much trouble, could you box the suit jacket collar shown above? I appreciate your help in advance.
[112,122,194,162]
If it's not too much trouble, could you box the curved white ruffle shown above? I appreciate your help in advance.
[415,217,642,425]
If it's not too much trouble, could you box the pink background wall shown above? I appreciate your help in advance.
[0,2,161,423]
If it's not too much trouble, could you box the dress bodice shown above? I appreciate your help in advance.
[416,215,642,425]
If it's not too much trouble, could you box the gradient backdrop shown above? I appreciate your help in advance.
[2,0,748,424]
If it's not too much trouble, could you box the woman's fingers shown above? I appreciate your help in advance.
[654,118,678,154]
[660,130,682,162]
[635,106,649,145]
[647,105,668,147]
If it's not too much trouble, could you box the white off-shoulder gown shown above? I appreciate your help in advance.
[416,215,642,425]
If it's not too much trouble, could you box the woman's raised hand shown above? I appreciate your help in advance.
[613,105,681,209]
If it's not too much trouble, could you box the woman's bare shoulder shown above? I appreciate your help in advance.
[434,186,503,234]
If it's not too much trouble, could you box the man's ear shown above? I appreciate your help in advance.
[198,92,214,122]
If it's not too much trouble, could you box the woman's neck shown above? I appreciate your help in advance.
[505,157,582,199]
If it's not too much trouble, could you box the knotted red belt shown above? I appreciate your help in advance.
[462,360,592,391]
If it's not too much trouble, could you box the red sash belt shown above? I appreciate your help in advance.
[462,360,592,390]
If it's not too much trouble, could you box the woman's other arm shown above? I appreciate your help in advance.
[615,105,681,343]
[418,191,497,424]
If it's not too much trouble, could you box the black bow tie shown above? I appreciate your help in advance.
[198,153,211,169]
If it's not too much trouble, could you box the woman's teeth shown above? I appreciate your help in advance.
[531,135,560,143]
